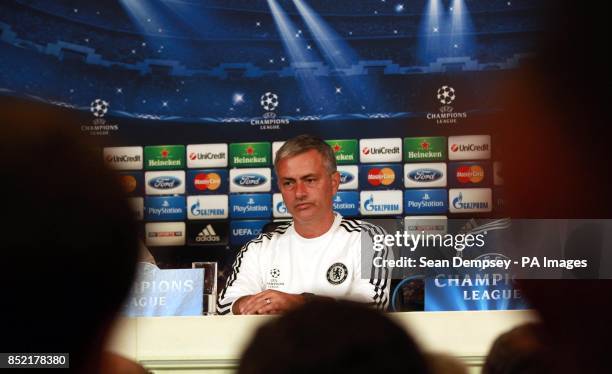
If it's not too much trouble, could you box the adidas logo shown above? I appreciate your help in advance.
[196,224,221,242]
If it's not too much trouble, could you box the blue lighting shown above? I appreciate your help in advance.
[291,0,379,110]
[418,0,476,63]
[418,0,443,64]
[449,0,476,57]
[266,0,326,111]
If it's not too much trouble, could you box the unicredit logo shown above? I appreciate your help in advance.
[106,155,141,162]
[189,152,226,160]
[362,147,400,155]
[149,177,181,189]
[451,144,489,153]
[234,174,267,186]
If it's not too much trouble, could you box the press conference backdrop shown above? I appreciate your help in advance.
[0,0,547,311]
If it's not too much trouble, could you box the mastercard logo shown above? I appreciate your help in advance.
[119,175,137,193]
[194,173,221,191]
[367,168,395,186]
[456,165,485,184]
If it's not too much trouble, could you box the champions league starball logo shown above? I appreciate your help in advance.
[81,98,118,136]
[436,86,456,105]
[251,91,290,130]
[90,98,109,118]
[260,92,279,112]
[426,85,467,125]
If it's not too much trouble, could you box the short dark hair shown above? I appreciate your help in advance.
[482,323,553,374]
[239,300,430,374]
[274,134,337,174]
[0,98,139,372]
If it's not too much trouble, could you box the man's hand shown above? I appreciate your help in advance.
[236,290,306,315]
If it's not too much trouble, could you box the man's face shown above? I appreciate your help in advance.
[276,149,340,225]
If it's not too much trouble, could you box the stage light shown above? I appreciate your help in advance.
[418,0,443,63]
[292,0,357,69]
[267,0,312,64]
[266,0,328,112]
[449,0,476,57]
[291,0,379,111]
[232,93,245,105]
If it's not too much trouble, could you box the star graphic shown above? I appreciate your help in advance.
[161,149,169,158]
[246,146,254,155]
[333,144,342,153]
[420,141,430,150]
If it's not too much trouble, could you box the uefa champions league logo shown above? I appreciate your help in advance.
[436,86,456,105]
[251,91,289,129]
[260,92,279,112]
[90,99,109,118]
[82,98,118,136]
[426,85,467,124]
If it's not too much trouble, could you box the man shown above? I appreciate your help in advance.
[217,134,390,315]
[0,98,142,373]
[238,300,429,374]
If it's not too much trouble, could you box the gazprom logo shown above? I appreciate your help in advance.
[360,190,402,215]
[187,195,228,219]
[448,188,492,213]
[190,200,225,218]
[408,169,442,182]
[233,174,267,187]
[273,193,291,218]
[364,196,400,212]
[148,176,181,190]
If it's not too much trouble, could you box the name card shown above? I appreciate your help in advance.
[123,263,204,317]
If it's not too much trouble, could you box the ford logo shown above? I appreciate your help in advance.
[339,171,354,184]
[149,176,181,189]
[234,174,267,186]
[408,169,442,182]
